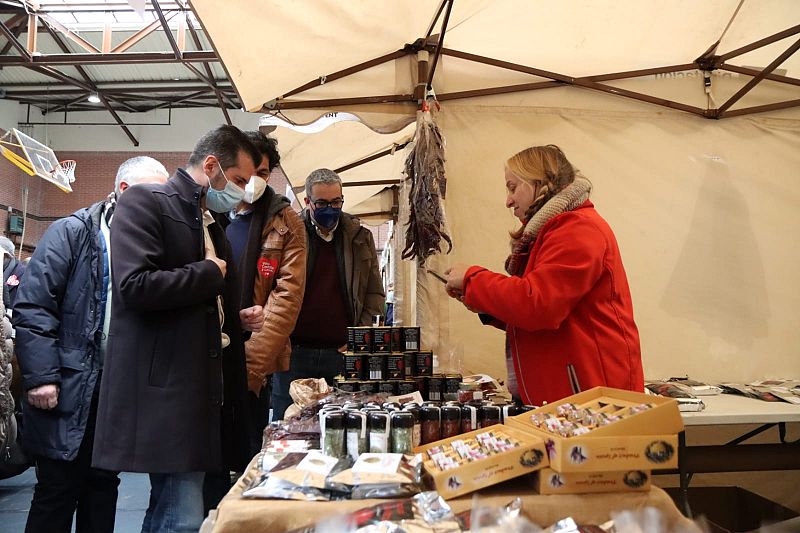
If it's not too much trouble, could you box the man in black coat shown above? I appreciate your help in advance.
[92,126,263,533]
[12,156,170,533]
[1,236,25,312]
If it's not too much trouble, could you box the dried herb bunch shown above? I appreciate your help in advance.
[402,110,452,265]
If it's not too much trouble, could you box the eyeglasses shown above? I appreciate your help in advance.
[311,197,344,209]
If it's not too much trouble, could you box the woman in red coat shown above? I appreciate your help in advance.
[444,145,643,405]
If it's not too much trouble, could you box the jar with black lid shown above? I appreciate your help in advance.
[320,410,346,458]
[440,405,461,438]
[368,411,391,453]
[479,405,501,428]
[420,405,441,444]
[390,412,414,454]
[402,405,421,447]
[345,411,368,461]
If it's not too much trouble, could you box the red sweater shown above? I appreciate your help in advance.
[463,200,643,405]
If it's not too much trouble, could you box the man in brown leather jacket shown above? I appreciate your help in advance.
[218,131,307,453]
[271,168,385,420]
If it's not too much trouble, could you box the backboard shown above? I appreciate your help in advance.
[0,129,73,192]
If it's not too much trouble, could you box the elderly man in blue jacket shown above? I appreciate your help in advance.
[12,156,169,533]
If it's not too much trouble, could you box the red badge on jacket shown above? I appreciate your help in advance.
[5,274,19,286]
[257,257,277,280]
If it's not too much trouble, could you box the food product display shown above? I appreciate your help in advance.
[506,387,683,472]
[415,425,548,499]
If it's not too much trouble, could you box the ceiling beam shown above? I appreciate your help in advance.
[0,50,218,66]
[5,84,235,95]
[38,12,101,53]
[0,17,31,59]
[41,24,139,146]
[111,14,170,53]
[0,13,26,55]
[185,14,235,122]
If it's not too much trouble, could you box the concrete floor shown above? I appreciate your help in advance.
[0,468,149,532]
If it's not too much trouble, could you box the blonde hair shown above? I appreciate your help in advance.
[507,145,579,238]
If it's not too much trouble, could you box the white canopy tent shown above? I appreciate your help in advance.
[193,0,800,384]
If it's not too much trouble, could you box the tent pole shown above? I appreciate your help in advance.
[717,37,800,115]
[415,51,430,103]
[426,0,454,90]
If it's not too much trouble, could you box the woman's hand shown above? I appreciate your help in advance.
[444,263,468,299]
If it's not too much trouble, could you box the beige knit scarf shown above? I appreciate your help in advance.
[505,177,592,276]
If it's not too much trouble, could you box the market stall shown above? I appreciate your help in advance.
[206,460,694,532]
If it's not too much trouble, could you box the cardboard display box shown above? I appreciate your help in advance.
[532,467,651,495]
[506,387,683,472]
[414,424,548,499]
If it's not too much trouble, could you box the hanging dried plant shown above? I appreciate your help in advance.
[401,109,452,265]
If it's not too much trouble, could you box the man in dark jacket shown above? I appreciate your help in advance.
[12,156,169,533]
[1,236,25,312]
[215,132,306,456]
[92,125,263,533]
[271,168,384,420]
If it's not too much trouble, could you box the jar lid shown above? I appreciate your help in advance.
[441,406,461,420]
[391,411,414,428]
[420,406,441,420]
[368,411,390,429]
[402,405,420,421]
[322,411,345,429]
[346,412,367,429]
[481,405,501,417]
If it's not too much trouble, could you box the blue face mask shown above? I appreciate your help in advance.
[205,162,245,213]
[312,205,342,229]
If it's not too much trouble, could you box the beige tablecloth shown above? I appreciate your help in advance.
[207,456,697,532]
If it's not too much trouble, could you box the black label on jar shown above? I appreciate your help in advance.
[348,327,372,353]
[335,379,359,393]
[427,374,444,402]
[397,379,416,396]
[414,376,428,399]
[372,327,392,353]
[367,354,386,380]
[415,351,433,376]
[386,353,405,380]
[358,380,379,394]
[390,327,403,352]
[344,353,365,380]
[403,352,416,378]
[378,380,398,395]
[402,327,421,352]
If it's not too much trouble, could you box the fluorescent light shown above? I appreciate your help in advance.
[88,93,101,104]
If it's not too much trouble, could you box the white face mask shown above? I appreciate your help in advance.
[242,176,267,204]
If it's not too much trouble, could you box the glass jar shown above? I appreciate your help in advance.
[390,412,414,454]
[461,404,479,433]
[441,405,461,438]
[320,410,345,458]
[479,405,501,428]
[346,411,368,461]
[368,411,391,453]
[420,405,441,444]
[403,405,422,447]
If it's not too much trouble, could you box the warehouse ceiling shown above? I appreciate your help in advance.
[0,0,237,146]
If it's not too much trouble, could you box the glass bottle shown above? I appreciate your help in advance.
[390,412,414,454]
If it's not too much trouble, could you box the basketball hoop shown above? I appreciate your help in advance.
[55,160,77,183]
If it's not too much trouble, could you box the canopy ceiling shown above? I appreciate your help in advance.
[193,0,800,119]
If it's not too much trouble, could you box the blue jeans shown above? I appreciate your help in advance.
[141,472,205,533]
[271,345,343,421]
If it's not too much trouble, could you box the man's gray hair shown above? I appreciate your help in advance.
[305,168,342,198]
[115,156,169,195]
[0,236,14,257]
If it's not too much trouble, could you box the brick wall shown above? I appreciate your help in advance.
[1,151,293,255]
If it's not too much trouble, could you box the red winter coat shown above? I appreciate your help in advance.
[463,200,643,405]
